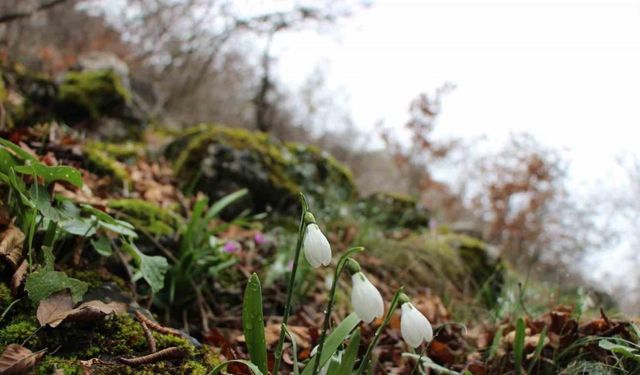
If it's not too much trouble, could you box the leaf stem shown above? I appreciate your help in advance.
[310,247,364,375]
[356,288,404,375]
[272,193,309,374]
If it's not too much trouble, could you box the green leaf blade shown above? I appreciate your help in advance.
[242,273,268,375]
[301,312,361,375]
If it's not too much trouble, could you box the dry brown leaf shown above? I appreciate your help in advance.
[0,344,46,375]
[10,260,27,295]
[0,225,25,269]
[0,204,11,227]
[37,290,127,328]
[36,290,74,327]
[245,324,311,349]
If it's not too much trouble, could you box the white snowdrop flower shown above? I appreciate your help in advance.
[350,272,384,323]
[400,303,433,348]
[303,223,332,268]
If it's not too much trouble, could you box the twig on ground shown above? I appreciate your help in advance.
[117,347,186,366]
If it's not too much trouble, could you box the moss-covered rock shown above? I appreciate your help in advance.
[356,192,430,229]
[0,64,52,126]
[56,70,132,123]
[0,64,139,128]
[167,124,356,213]
[107,198,183,236]
[367,232,503,308]
[85,145,131,186]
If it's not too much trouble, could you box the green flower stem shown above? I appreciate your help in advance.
[356,288,404,375]
[410,345,428,375]
[272,193,309,375]
[311,247,364,375]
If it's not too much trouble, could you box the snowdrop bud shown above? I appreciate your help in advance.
[302,223,332,268]
[350,272,384,323]
[400,302,433,348]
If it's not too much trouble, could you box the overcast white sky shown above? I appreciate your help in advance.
[271,0,640,187]
[264,0,640,285]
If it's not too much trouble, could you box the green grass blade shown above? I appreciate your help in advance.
[243,273,268,375]
[205,188,248,221]
[301,312,361,375]
[514,317,526,375]
[527,325,547,373]
[336,328,361,375]
[209,359,263,375]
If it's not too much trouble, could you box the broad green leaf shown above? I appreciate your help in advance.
[0,147,18,175]
[209,359,263,375]
[14,164,83,187]
[30,184,62,221]
[514,317,526,375]
[81,204,118,224]
[91,235,113,256]
[99,219,137,238]
[335,328,361,375]
[242,273,268,375]
[60,217,96,237]
[25,247,88,303]
[0,138,38,162]
[124,242,168,293]
[599,339,640,362]
[301,312,361,375]
[6,169,33,208]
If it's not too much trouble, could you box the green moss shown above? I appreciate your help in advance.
[85,146,131,186]
[169,124,356,213]
[88,141,143,158]
[92,314,147,357]
[0,320,40,351]
[179,360,208,375]
[0,72,6,102]
[0,282,12,311]
[37,358,83,375]
[367,232,503,307]
[108,198,183,236]
[356,192,430,229]
[56,70,131,122]
[65,269,127,290]
[154,332,197,358]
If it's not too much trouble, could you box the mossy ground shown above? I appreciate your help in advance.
[0,309,219,374]
[108,198,183,236]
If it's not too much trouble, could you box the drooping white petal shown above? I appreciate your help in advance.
[400,303,433,348]
[303,223,332,268]
[350,272,384,323]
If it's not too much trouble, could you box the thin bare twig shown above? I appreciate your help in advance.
[118,347,186,366]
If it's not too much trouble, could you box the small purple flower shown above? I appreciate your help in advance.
[254,232,266,245]
[287,260,294,271]
[223,241,240,253]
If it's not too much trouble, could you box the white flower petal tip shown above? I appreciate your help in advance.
[400,303,433,348]
[350,272,384,323]
[302,223,332,268]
